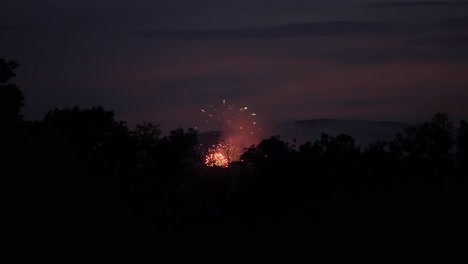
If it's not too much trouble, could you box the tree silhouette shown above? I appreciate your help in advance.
[363,140,400,189]
[457,120,468,176]
[311,133,360,159]
[241,135,292,165]
[155,127,201,169]
[27,106,134,226]
[1,58,28,240]
[3,57,468,261]
[0,58,24,125]
[132,122,161,169]
[391,112,454,162]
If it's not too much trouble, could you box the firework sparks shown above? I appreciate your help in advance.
[205,144,229,168]
[199,100,262,167]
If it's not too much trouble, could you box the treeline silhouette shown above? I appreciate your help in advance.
[2,58,468,261]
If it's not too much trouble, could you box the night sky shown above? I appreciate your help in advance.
[2,0,468,133]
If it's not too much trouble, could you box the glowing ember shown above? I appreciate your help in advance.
[198,100,263,167]
[205,144,229,168]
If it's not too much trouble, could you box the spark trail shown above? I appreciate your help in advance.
[199,100,262,167]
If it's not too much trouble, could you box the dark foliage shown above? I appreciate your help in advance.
[0,58,23,125]
[2,58,468,261]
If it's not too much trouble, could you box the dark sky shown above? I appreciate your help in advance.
[2,0,468,133]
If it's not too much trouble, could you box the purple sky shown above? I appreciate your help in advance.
[2,0,468,133]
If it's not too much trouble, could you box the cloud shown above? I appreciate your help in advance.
[131,21,397,40]
[411,34,468,47]
[0,25,30,34]
[436,17,468,29]
[368,1,468,8]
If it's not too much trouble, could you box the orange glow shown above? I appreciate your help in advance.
[200,100,263,168]
[205,145,229,168]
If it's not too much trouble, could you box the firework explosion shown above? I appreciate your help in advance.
[199,100,262,167]
[204,144,230,168]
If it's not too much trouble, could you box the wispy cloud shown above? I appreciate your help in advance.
[0,25,30,33]
[411,34,468,46]
[368,1,468,8]
[131,21,397,40]
[436,17,468,29]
